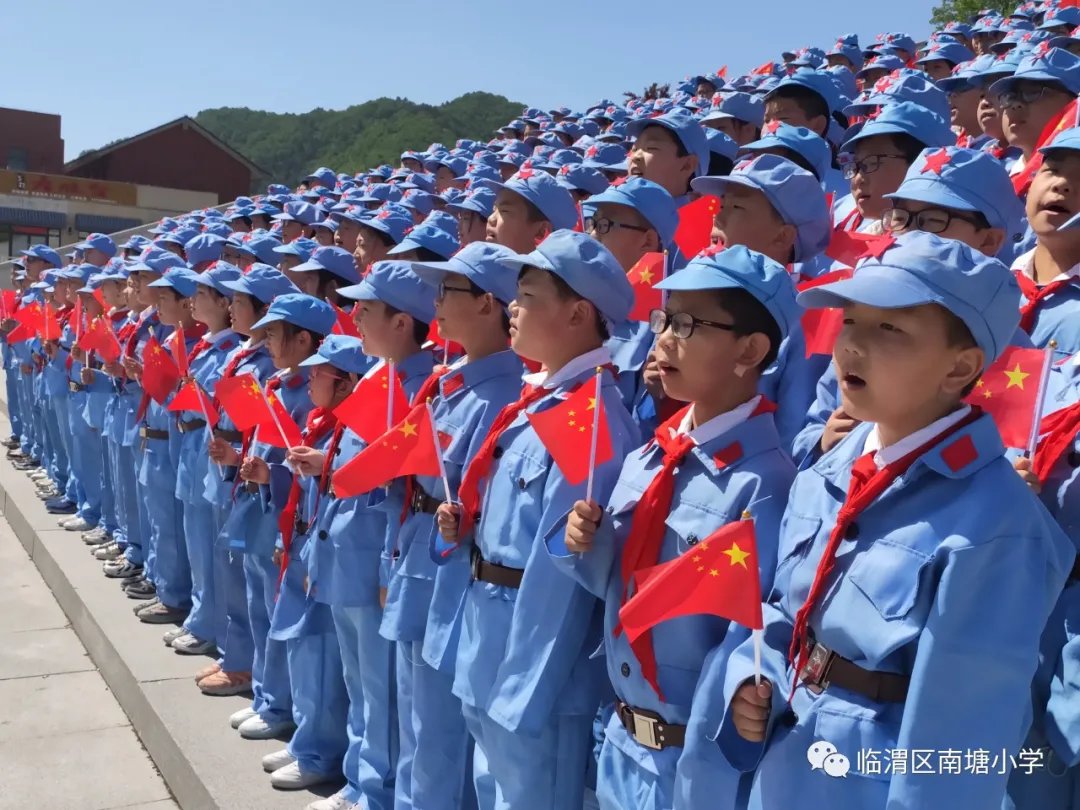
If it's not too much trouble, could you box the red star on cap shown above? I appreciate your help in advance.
[735,158,755,172]
[376,209,392,220]
[921,148,951,175]
[1035,39,1052,57]
[611,176,629,186]
[866,108,883,120]
[559,165,571,175]
[860,232,897,261]
[585,145,599,158]
[517,167,535,181]
[874,76,894,93]
[701,242,725,257]
[763,120,782,135]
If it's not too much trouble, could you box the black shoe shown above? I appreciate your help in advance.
[13,459,40,471]
[45,498,77,514]
[103,560,143,579]
[2,436,21,449]
[124,580,157,600]
[6,447,27,459]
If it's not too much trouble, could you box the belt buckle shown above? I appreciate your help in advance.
[630,709,663,750]
[295,515,308,536]
[470,545,481,581]
[799,643,835,694]
[410,486,424,513]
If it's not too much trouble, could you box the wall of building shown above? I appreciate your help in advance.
[67,120,252,203]
[0,107,64,174]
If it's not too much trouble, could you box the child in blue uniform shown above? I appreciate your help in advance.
[555,245,798,810]
[165,265,241,657]
[718,232,1074,809]
[436,230,641,810]
[206,266,299,703]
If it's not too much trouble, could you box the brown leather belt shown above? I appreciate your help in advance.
[177,418,206,434]
[213,428,243,443]
[409,480,441,515]
[68,381,84,392]
[244,481,260,494]
[616,701,685,750]
[799,642,909,703]
[139,426,168,441]
[470,546,524,588]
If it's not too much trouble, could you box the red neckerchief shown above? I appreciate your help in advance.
[836,207,863,233]
[1015,269,1078,334]
[787,409,982,699]
[616,398,775,700]
[276,407,339,592]
[400,365,449,524]
[1033,401,1080,485]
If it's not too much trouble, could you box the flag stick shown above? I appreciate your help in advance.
[584,367,604,504]
[753,629,763,687]
[1026,348,1054,457]
[386,361,396,430]
[260,387,293,449]
[426,399,453,505]
[660,249,670,310]
[193,381,224,476]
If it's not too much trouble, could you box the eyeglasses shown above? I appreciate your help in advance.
[457,210,485,226]
[841,154,909,180]
[648,309,736,339]
[310,364,346,381]
[437,281,478,300]
[881,206,981,235]
[993,85,1059,108]
[222,250,243,262]
[584,216,650,236]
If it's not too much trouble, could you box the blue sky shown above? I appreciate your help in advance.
[6,0,936,161]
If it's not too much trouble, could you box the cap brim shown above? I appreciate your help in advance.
[796,269,943,311]
[250,311,288,331]
[884,182,980,215]
[408,261,454,287]
[654,265,740,292]
[298,354,330,368]
[690,174,760,197]
[496,248,557,274]
[336,279,380,301]
[290,261,324,273]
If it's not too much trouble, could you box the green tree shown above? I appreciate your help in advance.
[930,0,1014,27]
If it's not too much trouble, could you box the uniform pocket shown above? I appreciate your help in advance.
[847,542,930,620]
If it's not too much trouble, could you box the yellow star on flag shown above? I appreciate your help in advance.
[982,389,993,399]
[399,420,418,438]
[1004,363,1030,390]
[587,398,597,411]
[723,541,750,569]
[637,268,654,284]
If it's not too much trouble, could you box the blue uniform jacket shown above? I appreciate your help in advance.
[707,415,1073,809]
[451,349,641,735]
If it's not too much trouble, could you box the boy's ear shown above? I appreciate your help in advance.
[774,223,798,261]
[977,228,1007,258]
[531,220,553,245]
[943,345,985,396]
[734,332,772,376]
[680,154,699,182]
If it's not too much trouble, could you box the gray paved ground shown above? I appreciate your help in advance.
[0,516,178,810]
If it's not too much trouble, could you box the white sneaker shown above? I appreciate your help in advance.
[238,714,295,740]
[162,627,187,646]
[29,470,50,481]
[306,788,356,810]
[269,761,335,790]
[261,748,296,773]
[62,517,93,532]
[171,633,217,656]
[229,706,257,729]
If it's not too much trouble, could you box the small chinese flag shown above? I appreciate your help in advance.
[1012,98,1078,196]
[333,362,409,444]
[72,297,84,341]
[170,328,190,377]
[254,392,303,448]
[673,195,720,260]
[626,252,665,323]
[214,373,276,431]
[0,290,16,320]
[168,380,219,427]
[40,303,62,341]
[964,346,1047,448]
[330,300,361,338]
[797,268,853,357]
[141,336,181,404]
[331,402,441,498]
[717,65,728,79]
[526,381,613,485]
[77,316,122,363]
[619,518,763,641]
[9,302,43,343]
[824,230,894,268]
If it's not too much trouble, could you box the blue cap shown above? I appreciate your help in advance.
[273,237,318,263]
[446,187,497,219]
[989,46,1080,96]
[410,241,520,304]
[238,232,284,265]
[827,37,866,70]
[400,173,436,193]
[20,244,63,267]
[387,219,460,260]
[305,167,336,188]
[57,262,96,284]
[841,102,954,152]
[480,168,579,230]
[250,292,336,335]
[796,231,1019,364]
[221,264,298,304]
[75,232,118,258]
[916,41,976,66]
[120,234,151,251]
[627,108,710,179]
[845,71,951,121]
[128,249,187,275]
[155,226,201,249]
[292,246,360,284]
[583,177,678,247]
[936,54,999,92]
[337,261,436,325]
[192,262,242,298]
[298,334,369,374]
[740,122,831,182]
[399,189,436,216]
[704,129,740,163]
[553,163,610,196]
[496,230,633,325]
[882,32,917,54]
[582,142,630,170]
[700,92,765,127]
[856,53,906,79]
[655,245,800,340]
[1039,5,1080,29]
[693,154,830,261]
[1041,125,1080,158]
[184,234,225,266]
[273,201,319,226]
[148,266,200,298]
[766,69,842,118]
[314,218,339,233]
[360,204,413,244]
[886,146,1026,243]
